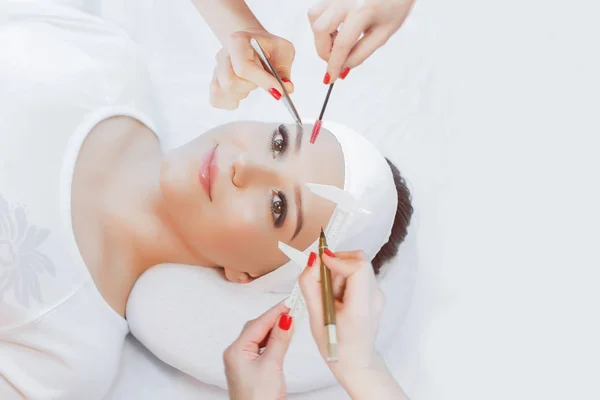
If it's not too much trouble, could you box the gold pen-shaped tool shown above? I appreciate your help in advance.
[319,228,338,362]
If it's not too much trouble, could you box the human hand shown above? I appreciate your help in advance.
[210,29,295,110]
[223,301,294,400]
[308,0,415,83]
[299,250,385,379]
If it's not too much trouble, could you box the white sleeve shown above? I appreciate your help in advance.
[0,286,126,400]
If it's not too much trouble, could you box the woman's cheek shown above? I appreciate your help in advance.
[230,208,265,240]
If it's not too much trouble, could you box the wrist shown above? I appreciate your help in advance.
[192,0,266,44]
[334,354,383,384]
[335,355,407,400]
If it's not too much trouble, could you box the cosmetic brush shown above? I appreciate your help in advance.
[310,83,335,144]
[319,228,338,362]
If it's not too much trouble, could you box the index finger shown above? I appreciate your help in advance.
[311,6,346,62]
[235,301,290,346]
[322,252,374,308]
[228,32,285,97]
[326,11,370,81]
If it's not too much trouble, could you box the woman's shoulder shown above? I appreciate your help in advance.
[0,189,126,330]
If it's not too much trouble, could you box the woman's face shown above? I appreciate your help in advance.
[160,121,344,281]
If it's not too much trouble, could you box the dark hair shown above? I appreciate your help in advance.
[371,158,413,274]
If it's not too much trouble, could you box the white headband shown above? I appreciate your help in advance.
[245,120,398,294]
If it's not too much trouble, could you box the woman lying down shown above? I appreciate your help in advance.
[0,3,412,399]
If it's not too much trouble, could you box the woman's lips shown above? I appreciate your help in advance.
[199,145,218,200]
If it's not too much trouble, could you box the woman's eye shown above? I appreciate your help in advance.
[273,135,284,156]
[270,190,287,228]
[270,125,289,158]
[272,195,283,218]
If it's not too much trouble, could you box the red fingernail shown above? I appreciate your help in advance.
[279,314,292,331]
[323,72,331,85]
[340,67,350,80]
[308,252,317,267]
[282,78,292,84]
[269,88,282,100]
[324,249,335,257]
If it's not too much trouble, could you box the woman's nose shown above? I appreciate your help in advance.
[231,155,278,188]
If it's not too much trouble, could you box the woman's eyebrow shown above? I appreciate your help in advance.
[291,183,304,240]
[295,124,303,153]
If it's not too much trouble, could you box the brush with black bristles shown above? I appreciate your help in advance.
[310,83,335,144]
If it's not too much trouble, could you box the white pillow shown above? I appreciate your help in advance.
[126,227,418,393]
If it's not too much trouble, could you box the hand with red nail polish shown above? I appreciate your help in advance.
[208,29,295,110]
[299,250,409,400]
[308,0,415,83]
[224,301,293,400]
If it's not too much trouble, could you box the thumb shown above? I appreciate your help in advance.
[262,313,294,363]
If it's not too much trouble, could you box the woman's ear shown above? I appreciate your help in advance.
[222,267,253,283]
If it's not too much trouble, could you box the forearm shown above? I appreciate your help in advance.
[337,355,409,400]
[191,0,265,44]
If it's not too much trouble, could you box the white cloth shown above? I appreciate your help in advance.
[0,2,159,398]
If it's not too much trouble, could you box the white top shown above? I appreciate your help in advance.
[0,3,160,399]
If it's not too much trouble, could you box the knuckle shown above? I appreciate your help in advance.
[361,4,379,18]
[263,358,281,372]
[334,39,354,53]
[209,92,223,108]
[224,101,239,110]
[233,63,249,79]
[298,273,312,293]
[223,345,235,364]
[276,66,291,78]
[211,94,238,110]
[216,48,227,62]
[298,274,308,289]
[316,44,331,61]
[229,30,248,42]
[269,331,285,345]
[375,34,390,48]
[313,23,329,35]
[209,97,219,108]
[356,250,368,261]
[237,90,250,100]
[209,84,220,97]
[307,9,318,23]
[282,40,296,57]
[280,37,293,47]
[348,58,364,69]
[246,81,259,91]
[220,78,236,92]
